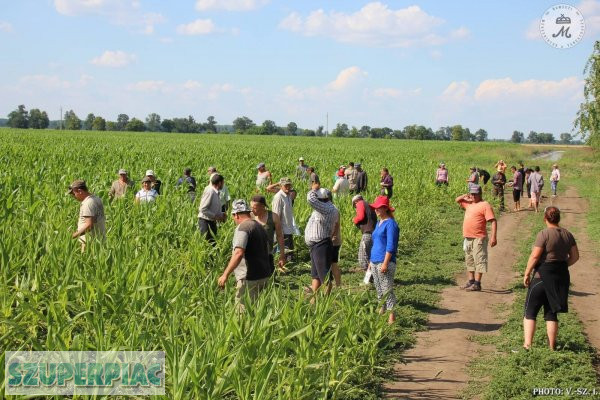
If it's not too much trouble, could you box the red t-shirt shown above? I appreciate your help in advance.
[459,200,495,238]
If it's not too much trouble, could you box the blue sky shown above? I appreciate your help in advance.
[1,0,599,138]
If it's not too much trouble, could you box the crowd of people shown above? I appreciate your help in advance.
[67,157,574,334]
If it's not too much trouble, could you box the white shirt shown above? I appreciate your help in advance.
[136,189,158,203]
[551,169,560,182]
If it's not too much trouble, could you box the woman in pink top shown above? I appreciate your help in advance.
[435,163,449,186]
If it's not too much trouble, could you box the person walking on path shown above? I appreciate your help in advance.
[509,166,523,212]
[135,177,158,204]
[491,169,507,211]
[345,162,359,193]
[198,173,227,245]
[525,168,533,199]
[455,184,497,292]
[528,166,544,212]
[522,206,579,350]
[550,164,561,197]
[145,170,162,195]
[332,169,350,197]
[435,163,449,186]
[355,163,368,193]
[109,169,134,199]
[466,166,479,192]
[176,167,197,201]
[256,162,272,190]
[218,199,273,312]
[369,195,400,324]
[352,194,377,283]
[296,157,308,181]
[251,194,287,273]
[208,166,231,212]
[271,177,296,262]
[380,168,394,198]
[305,183,338,296]
[68,180,106,252]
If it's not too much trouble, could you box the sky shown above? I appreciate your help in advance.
[1,0,599,139]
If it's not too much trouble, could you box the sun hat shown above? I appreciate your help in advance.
[469,184,482,194]
[145,169,155,177]
[279,177,292,186]
[257,162,265,169]
[231,199,251,214]
[316,188,330,200]
[67,179,87,195]
[118,169,127,175]
[369,195,395,211]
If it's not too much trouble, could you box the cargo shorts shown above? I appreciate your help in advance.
[464,237,488,273]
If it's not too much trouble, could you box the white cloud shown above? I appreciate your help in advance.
[278,2,467,48]
[525,19,540,40]
[0,21,14,33]
[53,0,165,34]
[177,19,216,35]
[474,77,582,101]
[20,74,92,90]
[440,81,470,102]
[371,87,422,98]
[90,50,136,67]
[195,0,269,11]
[127,80,167,92]
[327,66,367,91]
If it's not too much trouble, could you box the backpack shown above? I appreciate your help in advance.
[479,169,491,185]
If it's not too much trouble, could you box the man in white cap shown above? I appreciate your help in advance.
[296,157,308,180]
[68,179,106,252]
[305,181,338,296]
[109,169,134,199]
[199,173,226,245]
[218,199,273,312]
[145,169,162,195]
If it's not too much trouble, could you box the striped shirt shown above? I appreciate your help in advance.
[304,190,338,245]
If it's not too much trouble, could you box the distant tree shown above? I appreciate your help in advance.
[574,40,600,148]
[173,116,199,133]
[29,108,49,129]
[116,114,129,131]
[331,123,349,137]
[287,121,298,136]
[262,120,278,135]
[304,129,316,136]
[560,132,573,144]
[161,119,175,132]
[146,113,161,132]
[540,133,555,143]
[464,127,474,141]
[83,113,95,130]
[475,129,488,142]
[7,105,28,128]
[451,125,465,141]
[359,125,371,138]
[315,125,324,136]
[349,126,360,138]
[92,116,106,131]
[106,121,118,131]
[233,116,255,133]
[64,110,81,130]
[393,129,406,139]
[126,118,145,132]
[435,126,452,141]
[511,130,524,143]
[527,130,540,143]
[205,116,217,133]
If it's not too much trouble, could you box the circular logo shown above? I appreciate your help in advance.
[540,4,585,48]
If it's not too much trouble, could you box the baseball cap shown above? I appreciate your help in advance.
[207,166,217,173]
[142,176,152,183]
[298,157,304,161]
[279,177,292,186]
[355,163,361,168]
[118,169,127,175]
[257,162,265,169]
[145,170,155,177]
[469,184,482,194]
[369,195,395,212]
[316,188,330,199]
[67,179,87,195]
[231,199,251,214]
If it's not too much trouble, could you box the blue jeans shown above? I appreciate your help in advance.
[551,180,558,196]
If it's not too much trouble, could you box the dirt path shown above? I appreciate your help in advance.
[553,187,600,372]
[384,199,529,399]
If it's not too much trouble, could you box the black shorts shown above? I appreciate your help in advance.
[513,189,521,202]
[332,245,341,263]
[309,238,333,283]
[524,277,558,321]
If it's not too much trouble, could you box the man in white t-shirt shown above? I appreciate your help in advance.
[68,180,106,251]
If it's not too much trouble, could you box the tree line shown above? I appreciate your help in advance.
[4,105,579,143]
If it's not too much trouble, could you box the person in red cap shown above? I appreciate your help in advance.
[369,195,400,324]
[332,169,349,197]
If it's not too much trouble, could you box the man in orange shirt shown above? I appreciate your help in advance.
[455,184,498,291]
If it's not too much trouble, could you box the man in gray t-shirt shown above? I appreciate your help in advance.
[68,180,106,252]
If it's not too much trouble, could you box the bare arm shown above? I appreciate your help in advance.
[568,245,579,266]
[523,246,543,287]
[72,217,94,238]
[489,219,497,247]
[455,194,471,204]
[218,248,244,287]
[273,213,286,266]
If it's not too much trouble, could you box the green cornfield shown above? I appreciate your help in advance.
[0,129,533,399]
